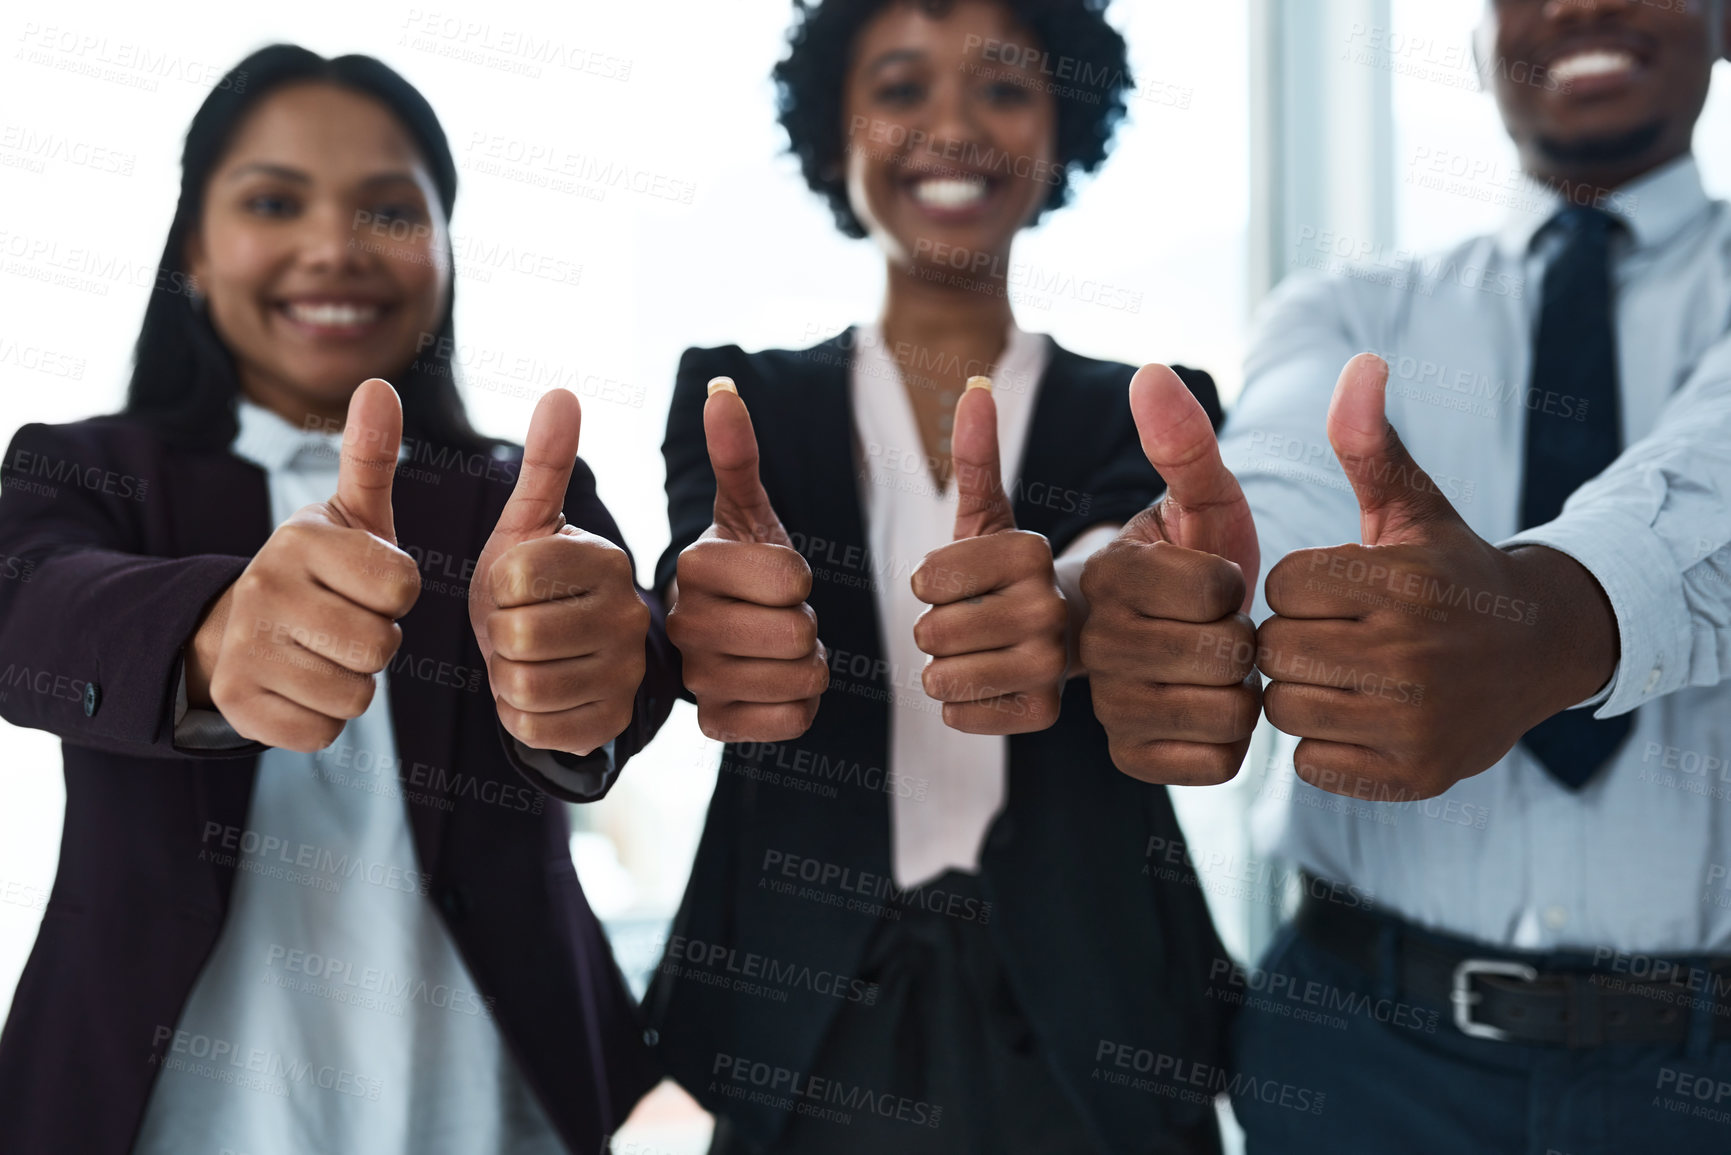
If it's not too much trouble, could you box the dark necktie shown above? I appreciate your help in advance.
[1518,205,1633,790]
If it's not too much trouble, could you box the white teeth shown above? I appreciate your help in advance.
[1550,49,1635,86]
[285,302,380,327]
[912,177,987,209]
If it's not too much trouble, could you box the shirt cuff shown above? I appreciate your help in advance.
[172,660,252,750]
[1055,524,1122,683]
[1500,508,1692,718]
[511,739,618,800]
[1055,524,1122,599]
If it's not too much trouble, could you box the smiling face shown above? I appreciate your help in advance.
[1484,0,1727,188]
[841,0,1059,273]
[186,82,450,426]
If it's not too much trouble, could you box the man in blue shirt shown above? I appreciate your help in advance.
[1080,1,1731,1150]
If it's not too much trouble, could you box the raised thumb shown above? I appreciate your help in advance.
[704,378,785,545]
[1326,353,1452,545]
[950,377,1014,540]
[497,388,581,539]
[1127,364,1239,550]
[335,378,403,542]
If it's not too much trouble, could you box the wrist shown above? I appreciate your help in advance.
[1504,544,1619,716]
[1054,538,1110,681]
[185,585,235,709]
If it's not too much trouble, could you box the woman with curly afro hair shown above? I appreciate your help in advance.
[646,3,1234,1152]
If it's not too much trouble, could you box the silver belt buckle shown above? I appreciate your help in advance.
[1451,958,1539,1041]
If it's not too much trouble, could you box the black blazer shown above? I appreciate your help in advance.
[0,415,677,1155]
[645,332,1234,1154]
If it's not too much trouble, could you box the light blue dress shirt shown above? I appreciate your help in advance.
[133,402,566,1154]
[1223,155,1731,954]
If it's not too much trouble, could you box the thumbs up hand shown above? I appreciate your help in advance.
[189,379,422,752]
[667,379,828,742]
[1257,354,1617,799]
[1078,366,1262,785]
[910,378,1067,735]
[469,388,649,757]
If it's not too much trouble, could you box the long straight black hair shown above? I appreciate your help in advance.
[125,44,483,451]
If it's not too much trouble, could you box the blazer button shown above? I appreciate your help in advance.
[82,682,100,717]
[643,1028,660,1047]
[437,884,470,922]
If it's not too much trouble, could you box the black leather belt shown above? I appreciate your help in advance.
[1295,879,1731,1047]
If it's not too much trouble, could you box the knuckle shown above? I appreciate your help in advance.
[1032,645,1068,686]
[664,605,698,649]
[487,612,520,658]
[1191,752,1240,786]
[791,604,819,653]
[1107,740,1159,783]
[273,521,315,553]
[596,539,633,581]
[233,567,272,605]
[804,663,831,699]
[394,572,422,615]
[942,702,992,735]
[908,562,935,604]
[490,611,533,659]
[674,544,704,584]
[1077,624,1109,672]
[208,669,245,711]
[912,609,945,656]
[1229,688,1262,739]
[604,698,636,738]
[1262,684,1294,731]
[1023,690,1061,729]
[766,609,800,656]
[366,621,402,670]
[1090,691,1143,734]
[1078,556,1107,604]
[681,657,721,697]
[493,550,534,601]
[615,649,648,695]
[1013,531,1054,569]
[1038,594,1068,637]
[779,550,814,602]
[306,716,344,753]
[694,706,730,743]
[1193,562,1238,619]
[511,710,549,750]
[494,659,533,705]
[339,675,376,720]
[622,596,652,640]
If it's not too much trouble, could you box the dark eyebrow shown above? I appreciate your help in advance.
[225,165,422,190]
[226,162,308,184]
[865,48,924,75]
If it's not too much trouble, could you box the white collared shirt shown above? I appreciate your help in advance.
[133,401,562,1155]
[1224,155,1731,953]
[851,323,1114,889]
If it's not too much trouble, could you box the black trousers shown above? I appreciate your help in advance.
[707,870,1100,1155]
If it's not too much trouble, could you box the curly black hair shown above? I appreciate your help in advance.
[773,0,1133,238]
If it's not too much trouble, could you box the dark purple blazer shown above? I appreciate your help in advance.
[0,413,676,1155]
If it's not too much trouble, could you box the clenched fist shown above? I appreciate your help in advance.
[469,388,649,757]
[187,378,420,752]
[1256,354,1618,800]
[911,377,1066,734]
[667,378,828,743]
[1080,365,1262,785]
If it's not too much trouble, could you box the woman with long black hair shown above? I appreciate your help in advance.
[648,2,1233,1152]
[0,44,674,1154]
